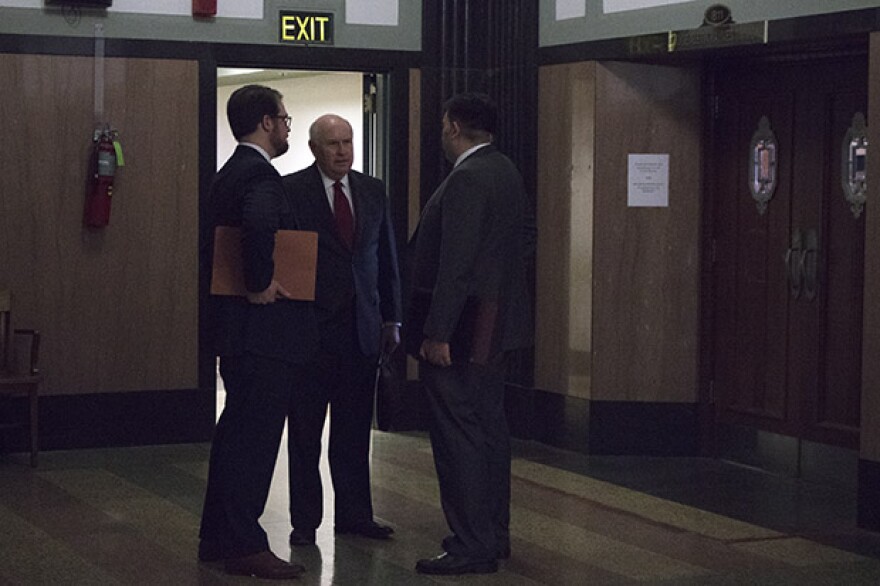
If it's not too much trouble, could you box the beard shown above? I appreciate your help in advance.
[272,136,289,158]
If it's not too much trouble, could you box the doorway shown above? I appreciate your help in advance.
[709,54,867,476]
[216,68,377,175]
[213,67,388,418]
[211,68,386,514]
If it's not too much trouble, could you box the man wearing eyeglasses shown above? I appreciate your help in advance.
[199,84,317,579]
[282,114,402,546]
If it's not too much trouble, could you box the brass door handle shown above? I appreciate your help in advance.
[801,228,819,301]
[785,228,803,299]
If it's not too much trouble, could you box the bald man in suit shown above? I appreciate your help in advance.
[282,114,402,546]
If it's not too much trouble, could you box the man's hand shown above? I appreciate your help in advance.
[420,339,452,367]
[379,325,400,364]
[246,279,293,304]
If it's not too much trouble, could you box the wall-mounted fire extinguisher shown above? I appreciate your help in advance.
[84,127,123,228]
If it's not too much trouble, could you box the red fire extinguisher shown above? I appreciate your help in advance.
[84,128,121,228]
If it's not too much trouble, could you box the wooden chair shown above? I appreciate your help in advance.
[0,290,42,467]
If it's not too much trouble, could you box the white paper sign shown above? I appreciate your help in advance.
[628,154,669,207]
[556,0,586,20]
[346,0,399,26]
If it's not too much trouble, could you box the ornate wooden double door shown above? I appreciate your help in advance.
[711,55,867,452]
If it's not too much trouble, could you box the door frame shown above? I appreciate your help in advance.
[199,51,415,427]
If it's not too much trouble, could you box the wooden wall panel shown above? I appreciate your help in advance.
[591,62,701,403]
[534,62,595,399]
[0,54,199,395]
[862,33,880,461]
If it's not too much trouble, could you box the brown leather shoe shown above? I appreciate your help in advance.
[224,550,305,579]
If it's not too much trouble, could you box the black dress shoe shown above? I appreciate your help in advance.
[441,534,510,559]
[416,552,498,575]
[289,528,316,546]
[334,520,394,539]
[224,550,305,579]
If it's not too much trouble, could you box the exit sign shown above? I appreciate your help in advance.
[279,11,334,45]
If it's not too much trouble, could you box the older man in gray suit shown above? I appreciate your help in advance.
[407,92,533,576]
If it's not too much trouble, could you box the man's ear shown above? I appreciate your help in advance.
[260,114,272,132]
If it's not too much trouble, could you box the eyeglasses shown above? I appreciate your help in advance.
[273,115,292,129]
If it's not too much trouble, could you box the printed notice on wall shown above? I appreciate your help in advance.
[346,0,399,26]
[628,154,669,207]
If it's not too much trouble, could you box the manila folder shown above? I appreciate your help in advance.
[210,226,317,300]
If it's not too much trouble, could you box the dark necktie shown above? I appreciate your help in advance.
[333,181,354,250]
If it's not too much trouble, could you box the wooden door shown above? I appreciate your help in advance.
[711,56,866,450]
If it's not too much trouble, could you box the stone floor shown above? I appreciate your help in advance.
[3,424,880,585]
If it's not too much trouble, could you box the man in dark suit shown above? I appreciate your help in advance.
[408,93,533,576]
[282,114,402,545]
[198,85,317,579]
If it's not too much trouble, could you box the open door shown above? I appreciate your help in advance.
[213,68,390,419]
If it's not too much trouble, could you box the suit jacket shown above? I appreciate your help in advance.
[204,145,318,364]
[283,164,402,356]
[406,144,533,361]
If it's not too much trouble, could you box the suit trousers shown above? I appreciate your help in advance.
[422,354,511,560]
[199,354,306,558]
[288,348,376,529]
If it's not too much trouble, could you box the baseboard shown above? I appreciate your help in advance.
[858,458,880,531]
[506,384,590,453]
[0,388,215,453]
[587,400,699,456]
[504,387,698,456]
[717,423,858,489]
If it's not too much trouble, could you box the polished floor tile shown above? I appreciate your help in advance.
[2,429,880,584]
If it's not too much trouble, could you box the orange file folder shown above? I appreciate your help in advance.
[210,226,318,300]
